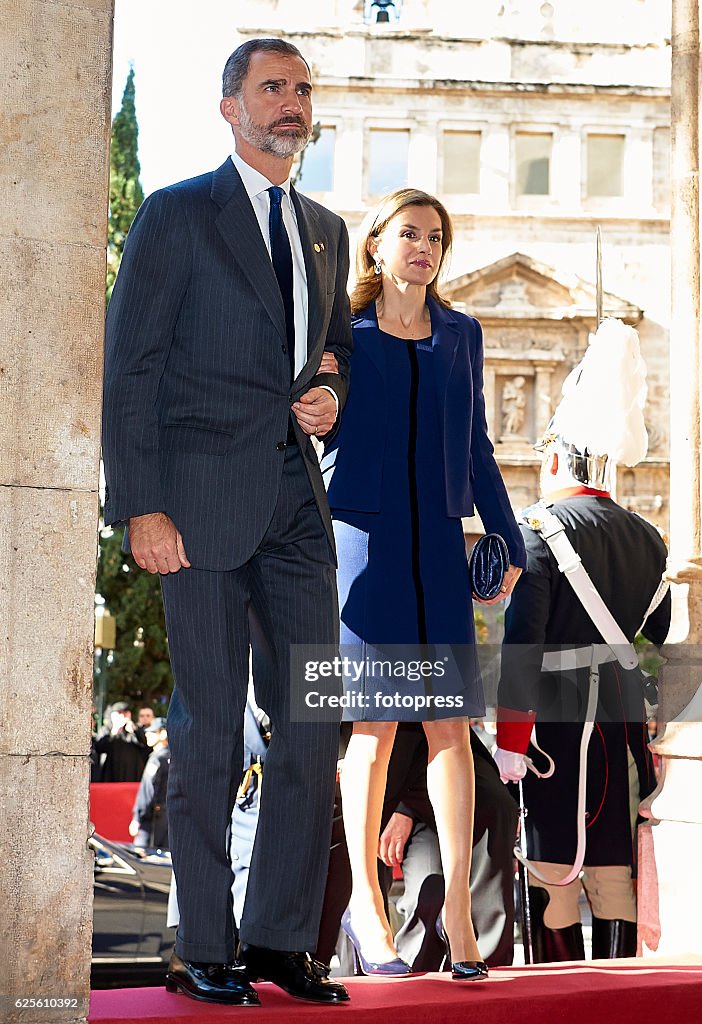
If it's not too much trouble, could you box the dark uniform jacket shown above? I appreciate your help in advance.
[499,493,670,866]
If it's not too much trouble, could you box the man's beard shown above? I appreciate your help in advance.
[237,99,311,158]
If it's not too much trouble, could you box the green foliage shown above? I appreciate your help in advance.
[96,529,173,708]
[473,607,490,644]
[635,632,664,677]
[106,67,145,302]
[473,604,505,644]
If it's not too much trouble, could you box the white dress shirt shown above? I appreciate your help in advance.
[231,150,308,378]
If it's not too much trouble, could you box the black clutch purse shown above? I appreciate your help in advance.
[468,533,510,601]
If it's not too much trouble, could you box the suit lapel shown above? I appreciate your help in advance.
[430,300,460,412]
[354,305,386,381]
[290,187,326,388]
[211,159,286,340]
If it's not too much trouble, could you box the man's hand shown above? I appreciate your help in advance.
[476,564,522,605]
[378,811,413,868]
[128,512,191,575]
[291,387,337,438]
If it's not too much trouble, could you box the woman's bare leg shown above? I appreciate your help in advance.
[424,717,482,962]
[340,720,399,961]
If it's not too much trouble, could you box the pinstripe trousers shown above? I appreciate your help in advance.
[161,444,340,962]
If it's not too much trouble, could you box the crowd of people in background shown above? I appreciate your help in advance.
[92,702,170,852]
[92,702,151,782]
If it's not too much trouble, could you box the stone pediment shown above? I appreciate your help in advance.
[445,252,642,323]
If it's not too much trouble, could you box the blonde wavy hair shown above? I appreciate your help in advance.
[350,188,454,315]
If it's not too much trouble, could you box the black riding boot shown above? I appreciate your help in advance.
[528,886,586,963]
[591,917,637,959]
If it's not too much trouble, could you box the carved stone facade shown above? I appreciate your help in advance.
[446,253,669,529]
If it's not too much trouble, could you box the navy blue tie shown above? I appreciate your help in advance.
[268,186,296,383]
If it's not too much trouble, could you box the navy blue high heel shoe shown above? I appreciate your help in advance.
[451,960,489,981]
[341,910,411,976]
[436,919,489,981]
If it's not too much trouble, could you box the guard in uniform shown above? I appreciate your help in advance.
[495,319,670,961]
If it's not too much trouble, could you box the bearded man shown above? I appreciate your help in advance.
[102,37,352,1006]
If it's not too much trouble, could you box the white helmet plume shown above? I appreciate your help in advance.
[549,318,648,467]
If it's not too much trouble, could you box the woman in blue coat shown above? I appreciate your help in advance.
[321,189,526,978]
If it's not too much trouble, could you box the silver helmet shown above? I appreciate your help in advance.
[535,318,649,488]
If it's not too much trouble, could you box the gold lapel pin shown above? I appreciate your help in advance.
[314,242,325,253]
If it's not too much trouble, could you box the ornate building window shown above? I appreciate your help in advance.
[367,128,409,196]
[441,131,481,195]
[515,132,552,195]
[586,134,625,197]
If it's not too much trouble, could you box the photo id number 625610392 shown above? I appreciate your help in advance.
[13,999,79,1009]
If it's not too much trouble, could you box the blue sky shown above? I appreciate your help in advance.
[111,0,244,195]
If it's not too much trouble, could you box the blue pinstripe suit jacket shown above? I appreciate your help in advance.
[102,157,353,570]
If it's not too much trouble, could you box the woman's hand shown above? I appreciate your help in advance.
[318,352,339,374]
[475,564,522,605]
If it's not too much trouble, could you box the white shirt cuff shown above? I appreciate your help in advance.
[319,384,339,420]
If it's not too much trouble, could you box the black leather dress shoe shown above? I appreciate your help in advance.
[242,945,350,1003]
[165,952,260,1005]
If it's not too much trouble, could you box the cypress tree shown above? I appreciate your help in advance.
[106,67,144,302]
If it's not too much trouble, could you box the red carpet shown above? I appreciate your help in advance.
[89,957,702,1024]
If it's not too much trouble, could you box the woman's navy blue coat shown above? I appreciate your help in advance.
[321,298,527,569]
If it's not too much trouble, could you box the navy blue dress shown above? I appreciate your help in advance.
[331,329,483,721]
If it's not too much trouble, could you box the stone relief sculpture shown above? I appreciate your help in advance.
[501,375,527,435]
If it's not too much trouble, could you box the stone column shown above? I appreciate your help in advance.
[638,0,702,958]
[481,123,511,211]
[483,365,497,438]
[534,364,556,441]
[407,118,438,194]
[551,127,581,210]
[333,114,364,212]
[0,1,114,1019]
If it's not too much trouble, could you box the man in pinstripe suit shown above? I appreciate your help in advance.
[102,38,352,1006]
